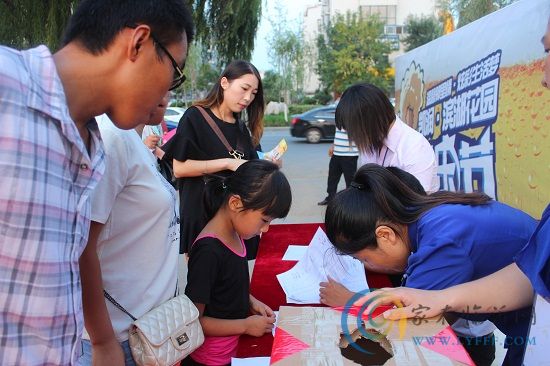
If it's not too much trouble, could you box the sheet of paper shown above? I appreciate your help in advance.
[276,227,368,304]
[281,245,308,261]
[231,357,270,366]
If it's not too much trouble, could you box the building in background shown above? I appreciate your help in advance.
[302,0,438,94]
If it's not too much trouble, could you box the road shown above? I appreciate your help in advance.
[260,127,348,225]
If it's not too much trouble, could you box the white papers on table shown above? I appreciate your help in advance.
[231,357,270,366]
[281,245,308,261]
[276,227,368,304]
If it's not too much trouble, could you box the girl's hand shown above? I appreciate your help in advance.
[144,135,161,149]
[249,295,275,317]
[319,277,354,307]
[353,287,448,320]
[226,158,247,171]
[244,315,275,337]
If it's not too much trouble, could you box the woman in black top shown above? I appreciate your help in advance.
[162,60,265,255]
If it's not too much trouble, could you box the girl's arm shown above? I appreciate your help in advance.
[194,303,274,337]
[172,158,246,178]
[355,263,534,320]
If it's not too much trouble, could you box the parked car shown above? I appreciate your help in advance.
[164,107,186,130]
[290,106,336,143]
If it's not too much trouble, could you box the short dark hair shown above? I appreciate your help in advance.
[195,60,265,147]
[204,160,292,221]
[335,83,395,154]
[62,0,194,55]
[324,164,491,254]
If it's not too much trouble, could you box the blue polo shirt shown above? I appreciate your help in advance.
[405,201,536,290]
[515,204,550,299]
[404,201,537,364]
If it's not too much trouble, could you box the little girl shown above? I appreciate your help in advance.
[324,164,537,365]
[183,160,292,366]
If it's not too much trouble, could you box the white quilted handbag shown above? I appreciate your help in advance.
[104,291,204,366]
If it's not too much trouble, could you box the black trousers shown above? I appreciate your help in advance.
[326,155,358,198]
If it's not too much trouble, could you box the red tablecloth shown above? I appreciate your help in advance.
[236,223,393,357]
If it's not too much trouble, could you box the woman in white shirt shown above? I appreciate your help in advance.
[335,83,439,194]
[78,98,179,366]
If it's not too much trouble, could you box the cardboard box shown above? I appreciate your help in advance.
[271,306,474,365]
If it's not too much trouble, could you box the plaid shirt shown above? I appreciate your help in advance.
[0,45,105,365]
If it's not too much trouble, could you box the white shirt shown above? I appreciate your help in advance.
[84,116,179,341]
[359,116,439,193]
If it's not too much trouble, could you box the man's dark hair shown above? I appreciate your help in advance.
[62,0,194,55]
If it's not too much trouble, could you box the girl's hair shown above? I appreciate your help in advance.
[204,160,292,221]
[324,164,492,254]
[194,60,264,147]
[335,83,395,154]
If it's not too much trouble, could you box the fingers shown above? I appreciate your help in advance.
[264,306,275,317]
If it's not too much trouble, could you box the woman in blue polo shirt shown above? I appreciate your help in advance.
[324,164,537,365]
[353,204,550,365]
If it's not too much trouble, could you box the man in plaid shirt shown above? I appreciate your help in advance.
[0,1,193,364]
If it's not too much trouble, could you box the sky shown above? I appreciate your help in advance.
[251,0,317,72]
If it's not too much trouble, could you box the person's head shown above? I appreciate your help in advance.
[541,16,550,89]
[147,92,171,126]
[204,160,292,239]
[335,83,396,155]
[61,0,194,129]
[325,164,491,274]
[196,60,265,146]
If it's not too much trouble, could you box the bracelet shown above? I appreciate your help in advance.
[203,160,208,175]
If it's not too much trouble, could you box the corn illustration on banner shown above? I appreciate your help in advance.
[395,0,550,218]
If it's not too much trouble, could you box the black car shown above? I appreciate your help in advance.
[290,106,336,143]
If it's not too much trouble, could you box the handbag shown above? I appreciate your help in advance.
[104,290,204,366]
[158,157,177,189]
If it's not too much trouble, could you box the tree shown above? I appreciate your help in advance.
[317,13,393,96]
[438,0,518,28]
[262,70,285,103]
[266,1,308,104]
[402,16,443,51]
[0,1,76,51]
[189,0,262,66]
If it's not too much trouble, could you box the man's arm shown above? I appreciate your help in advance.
[79,221,124,365]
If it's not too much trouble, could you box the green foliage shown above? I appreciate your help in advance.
[266,1,308,104]
[0,1,76,51]
[189,0,262,66]
[263,113,288,127]
[403,16,443,51]
[289,104,322,115]
[300,89,332,105]
[317,13,393,95]
[262,70,285,103]
[438,0,518,28]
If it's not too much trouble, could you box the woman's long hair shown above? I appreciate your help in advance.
[335,83,395,154]
[194,60,264,147]
[325,164,492,254]
[203,160,292,221]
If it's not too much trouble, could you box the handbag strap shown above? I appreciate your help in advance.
[103,282,179,322]
[103,290,137,321]
[195,106,244,159]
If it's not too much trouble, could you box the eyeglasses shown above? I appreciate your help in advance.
[151,34,186,91]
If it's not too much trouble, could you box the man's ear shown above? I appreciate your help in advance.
[228,194,243,212]
[128,25,152,62]
[220,77,229,90]
[375,225,398,246]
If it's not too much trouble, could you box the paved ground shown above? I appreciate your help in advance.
[260,127,346,225]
